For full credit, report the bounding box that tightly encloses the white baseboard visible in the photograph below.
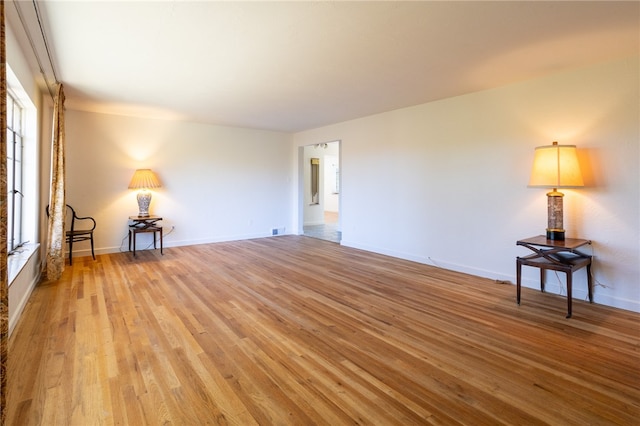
[340,239,640,314]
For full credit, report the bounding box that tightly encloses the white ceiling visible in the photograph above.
[10,1,640,133]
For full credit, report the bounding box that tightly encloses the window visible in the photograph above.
[7,92,24,253]
[6,64,38,284]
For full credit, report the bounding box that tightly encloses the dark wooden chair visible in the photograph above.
[47,204,96,265]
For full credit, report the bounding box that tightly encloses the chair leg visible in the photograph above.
[159,228,163,255]
[90,235,96,260]
[68,239,73,265]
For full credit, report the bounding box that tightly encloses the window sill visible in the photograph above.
[8,243,40,285]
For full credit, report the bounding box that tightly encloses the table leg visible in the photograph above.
[160,227,163,255]
[516,259,522,305]
[566,272,572,318]
[587,262,593,303]
[540,268,545,293]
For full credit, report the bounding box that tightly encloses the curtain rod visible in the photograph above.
[32,0,58,84]
[12,0,57,101]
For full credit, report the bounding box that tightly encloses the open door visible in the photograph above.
[301,141,341,243]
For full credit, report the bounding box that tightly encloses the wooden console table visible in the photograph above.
[516,235,592,318]
[129,216,163,257]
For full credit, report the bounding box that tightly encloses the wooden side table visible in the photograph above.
[129,216,163,257]
[516,236,592,318]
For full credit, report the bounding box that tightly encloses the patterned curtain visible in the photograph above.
[0,0,8,422]
[45,84,66,280]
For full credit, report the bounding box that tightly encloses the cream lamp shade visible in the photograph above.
[128,169,161,217]
[529,143,584,188]
[528,142,583,241]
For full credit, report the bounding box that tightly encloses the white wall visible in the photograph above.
[5,18,40,103]
[294,57,640,313]
[323,142,340,213]
[65,110,293,252]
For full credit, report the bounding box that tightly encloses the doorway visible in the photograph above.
[301,141,341,243]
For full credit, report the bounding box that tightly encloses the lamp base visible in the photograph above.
[137,191,152,217]
[546,189,565,241]
[546,229,565,241]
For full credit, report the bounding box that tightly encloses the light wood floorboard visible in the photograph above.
[7,236,640,425]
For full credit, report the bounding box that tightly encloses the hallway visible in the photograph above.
[303,211,341,243]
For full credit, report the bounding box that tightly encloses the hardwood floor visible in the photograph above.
[7,236,640,425]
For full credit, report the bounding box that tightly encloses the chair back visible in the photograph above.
[46,204,96,233]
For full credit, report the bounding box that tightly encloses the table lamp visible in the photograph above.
[528,141,583,240]
[128,169,161,217]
